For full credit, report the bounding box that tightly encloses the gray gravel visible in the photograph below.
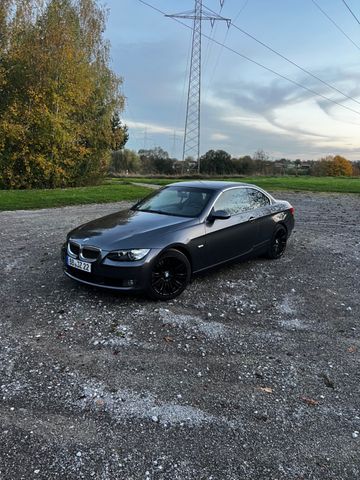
[0,192,359,480]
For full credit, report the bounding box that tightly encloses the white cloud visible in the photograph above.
[126,120,180,136]
[201,69,360,159]
[211,133,230,141]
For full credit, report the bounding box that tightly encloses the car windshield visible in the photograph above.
[133,186,214,218]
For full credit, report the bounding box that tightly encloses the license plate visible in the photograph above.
[67,256,91,273]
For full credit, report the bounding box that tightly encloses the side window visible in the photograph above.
[214,188,251,215]
[247,188,270,209]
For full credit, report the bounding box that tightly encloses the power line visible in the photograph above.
[204,10,230,102]
[207,27,230,87]
[203,21,218,75]
[137,0,360,118]
[341,0,360,26]
[233,0,250,23]
[204,2,360,107]
[206,0,249,92]
[175,29,192,134]
[166,1,231,169]
[311,0,360,51]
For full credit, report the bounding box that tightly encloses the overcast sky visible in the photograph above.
[103,0,360,160]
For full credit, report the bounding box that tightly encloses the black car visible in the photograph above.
[62,181,295,300]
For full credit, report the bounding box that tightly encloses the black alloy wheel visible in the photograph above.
[267,225,287,259]
[148,249,191,300]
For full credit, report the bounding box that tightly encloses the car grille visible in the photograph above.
[68,241,80,257]
[81,247,100,261]
[68,242,100,262]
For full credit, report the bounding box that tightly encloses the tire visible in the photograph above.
[266,225,287,259]
[147,249,191,300]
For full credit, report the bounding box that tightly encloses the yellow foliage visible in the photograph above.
[0,0,124,189]
[327,155,353,177]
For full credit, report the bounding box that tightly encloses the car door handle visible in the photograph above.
[248,216,256,222]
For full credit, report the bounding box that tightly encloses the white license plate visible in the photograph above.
[67,256,91,273]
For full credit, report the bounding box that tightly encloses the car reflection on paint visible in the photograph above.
[62,181,295,300]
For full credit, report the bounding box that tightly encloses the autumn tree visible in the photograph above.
[327,155,353,176]
[310,155,353,176]
[0,0,124,189]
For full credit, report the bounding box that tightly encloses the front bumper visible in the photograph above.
[61,243,162,291]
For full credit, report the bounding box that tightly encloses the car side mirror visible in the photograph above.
[208,209,231,221]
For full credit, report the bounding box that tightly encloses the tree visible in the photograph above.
[200,150,235,175]
[253,149,269,163]
[138,147,174,174]
[310,156,332,176]
[109,149,140,174]
[233,155,254,175]
[327,155,353,176]
[0,0,124,189]
[252,149,270,175]
[111,111,128,151]
[352,161,360,176]
[294,159,301,176]
[310,155,353,176]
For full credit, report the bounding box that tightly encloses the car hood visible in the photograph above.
[68,208,197,250]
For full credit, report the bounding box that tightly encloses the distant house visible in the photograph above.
[299,163,311,173]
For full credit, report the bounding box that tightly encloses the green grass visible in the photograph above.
[112,176,360,194]
[2,176,358,211]
[0,183,152,211]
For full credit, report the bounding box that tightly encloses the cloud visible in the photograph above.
[209,64,360,118]
[198,66,360,159]
[126,120,179,135]
[210,133,230,141]
[116,39,360,160]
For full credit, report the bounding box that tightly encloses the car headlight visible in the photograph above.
[107,249,150,261]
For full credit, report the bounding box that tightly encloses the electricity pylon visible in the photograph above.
[167,1,230,172]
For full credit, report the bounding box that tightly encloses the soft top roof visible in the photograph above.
[166,180,253,191]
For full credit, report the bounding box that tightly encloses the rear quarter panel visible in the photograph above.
[255,200,294,249]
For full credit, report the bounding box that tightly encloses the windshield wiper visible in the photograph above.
[139,209,173,216]
[138,208,194,218]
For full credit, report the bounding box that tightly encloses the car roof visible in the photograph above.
[166,180,254,191]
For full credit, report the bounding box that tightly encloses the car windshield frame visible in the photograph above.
[132,186,216,218]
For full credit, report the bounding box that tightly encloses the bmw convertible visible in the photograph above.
[62,181,295,300]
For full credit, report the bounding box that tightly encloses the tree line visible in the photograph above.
[0,1,357,190]
[0,0,126,189]
[110,147,359,177]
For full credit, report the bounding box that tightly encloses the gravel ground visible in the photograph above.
[0,192,359,480]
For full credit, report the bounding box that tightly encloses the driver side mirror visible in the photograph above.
[208,209,231,221]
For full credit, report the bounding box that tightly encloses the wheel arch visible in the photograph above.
[160,244,193,273]
[277,221,288,234]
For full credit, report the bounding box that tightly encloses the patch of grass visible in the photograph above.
[238,176,360,193]
[2,176,358,211]
[0,184,152,211]
[112,176,360,194]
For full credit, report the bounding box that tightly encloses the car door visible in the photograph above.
[246,187,273,249]
[204,187,259,265]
